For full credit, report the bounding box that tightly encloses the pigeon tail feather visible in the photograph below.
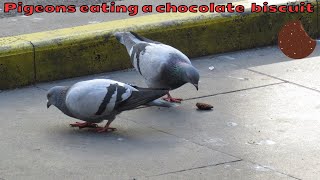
[129,31,161,44]
[114,32,143,52]
[146,99,178,108]
[116,88,168,111]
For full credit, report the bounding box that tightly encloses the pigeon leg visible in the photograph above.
[96,120,117,133]
[163,93,183,103]
[69,122,99,129]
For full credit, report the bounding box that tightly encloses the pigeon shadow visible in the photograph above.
[44,122,181,156]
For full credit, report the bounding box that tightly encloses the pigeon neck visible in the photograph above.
[176,62,190,76]
[56,88,74,118]
[164,62,189,89]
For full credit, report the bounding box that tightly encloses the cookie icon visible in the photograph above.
[278,20,316,59]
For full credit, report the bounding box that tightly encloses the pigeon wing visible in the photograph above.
[65,79,132,119]
[116,86,168,112]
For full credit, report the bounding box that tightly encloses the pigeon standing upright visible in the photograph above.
[114,32,200,103]
[46,79,169,132]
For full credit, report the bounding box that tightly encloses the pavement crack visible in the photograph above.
[245,160,302,180]
[247,69,320,94]
[29,41,37,85]
[120,117,302,180]
[147,159,243,178]
[184,82,286,101]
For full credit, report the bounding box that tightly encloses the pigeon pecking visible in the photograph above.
[114,31,200,103]
[46,79,170,132]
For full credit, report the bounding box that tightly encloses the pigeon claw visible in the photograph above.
[69,122,99,129]
[163,93,183,103]
[95,127,117,133]
[162,97,183,103]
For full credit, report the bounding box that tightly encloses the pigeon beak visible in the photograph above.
[193,84,199,91]
[47,101,51,109]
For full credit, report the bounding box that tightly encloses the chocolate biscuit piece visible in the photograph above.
[196,102,213,110]
[278,20,316,59]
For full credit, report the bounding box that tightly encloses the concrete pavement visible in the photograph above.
[1,45,320,179]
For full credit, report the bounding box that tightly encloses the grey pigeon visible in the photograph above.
[114,31,200,103]
[46,79,169,132]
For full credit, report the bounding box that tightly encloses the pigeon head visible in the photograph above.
[47,86,68,109]
[180,63,200,90]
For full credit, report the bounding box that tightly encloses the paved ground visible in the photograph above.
[0,0,299,37]
[1,45,320,179]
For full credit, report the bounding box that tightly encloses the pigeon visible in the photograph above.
[114,31,200,103]
[46,79,169,132]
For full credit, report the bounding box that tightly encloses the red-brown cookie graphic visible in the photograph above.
[278,20,316,59]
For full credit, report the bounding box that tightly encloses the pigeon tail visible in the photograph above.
[116,87,168,111]
[114,32,126,44]
[146,98,178,108]
[129,31,161,44]
[114,32,144,52]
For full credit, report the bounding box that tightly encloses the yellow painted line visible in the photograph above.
[0,37,34,89]
[0,37,33,55]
